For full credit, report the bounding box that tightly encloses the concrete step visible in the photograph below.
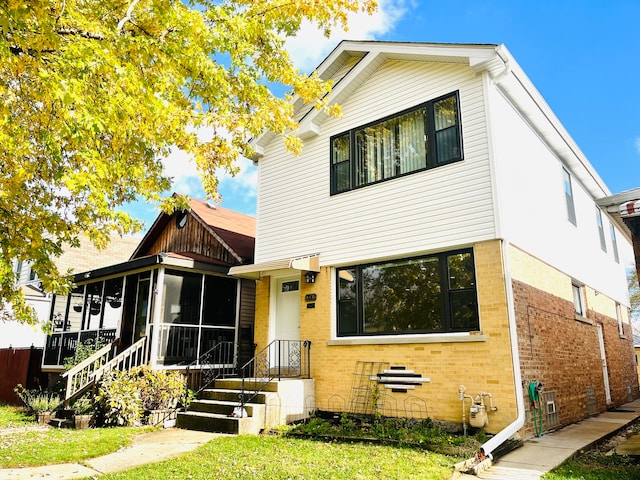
[213,378,279,392]
[188,399,259,417]
[200,388,268,404]
[176,410,263,435]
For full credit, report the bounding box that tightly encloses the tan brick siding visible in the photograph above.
[253,240,518,434]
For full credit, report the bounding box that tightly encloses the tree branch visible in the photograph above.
[117,0,142,33]
[57,27,105,41]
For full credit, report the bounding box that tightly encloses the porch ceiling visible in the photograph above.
[228,254,320,280]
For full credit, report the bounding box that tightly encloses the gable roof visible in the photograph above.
[131,195,255,264]
[251,40,610,203]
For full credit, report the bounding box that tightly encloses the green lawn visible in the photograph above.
[95,435,458,480]
[543,453,640,480]
[0,426,149,468]
[0,403,34,428]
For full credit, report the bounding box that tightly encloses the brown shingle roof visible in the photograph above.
[188,198,255,262]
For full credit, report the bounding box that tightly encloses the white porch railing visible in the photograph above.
[61,337,149,406]
[92,336,149,383]
[61,343,113,406]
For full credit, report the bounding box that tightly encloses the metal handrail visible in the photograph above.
[238,339,311,410]
[184,341,237,396]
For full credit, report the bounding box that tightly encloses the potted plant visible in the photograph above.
[14,385,62,425]
[72,397,94,429]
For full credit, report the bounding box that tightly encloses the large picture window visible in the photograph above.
[336,249,479,336]
[331,91,463,194]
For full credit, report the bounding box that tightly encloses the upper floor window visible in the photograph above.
[336,249,479,336]
[563,168,577,225]
[596,207,607,252]
[331,91,463,194]
[610,224,620,263]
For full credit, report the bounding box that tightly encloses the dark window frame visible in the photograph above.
[330,91,463,195]
[336,248,479,337]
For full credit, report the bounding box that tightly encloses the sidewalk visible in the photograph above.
[0,428,221,480]
[457,398,640,480]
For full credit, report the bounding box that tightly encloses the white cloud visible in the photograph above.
[285,0,408,72]
[217,157,258,197]
[636,137,640,154]
[160,1,407,205]
[161,145,202,197]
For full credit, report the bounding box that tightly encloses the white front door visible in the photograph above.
[270,277,301,373]
[274,277,301,341]
[596,323,612,405]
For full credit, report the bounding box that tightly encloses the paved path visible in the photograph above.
[0,428,220,480]
[455,399,640,479]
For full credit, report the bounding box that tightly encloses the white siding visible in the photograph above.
[256,60,495,266]
[489,87,632,303]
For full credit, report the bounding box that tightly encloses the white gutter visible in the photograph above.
[480,240,525,458]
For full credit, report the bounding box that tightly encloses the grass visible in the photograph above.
[0,403,34,428]
[0,426,150,468]
[543,453,640,480]
[96,435,458,480]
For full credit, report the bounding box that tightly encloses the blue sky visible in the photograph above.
[125,0,640,228]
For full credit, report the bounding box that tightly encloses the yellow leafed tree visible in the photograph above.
[0,0,376,324]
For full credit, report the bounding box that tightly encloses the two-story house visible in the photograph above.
[229,41,638,454]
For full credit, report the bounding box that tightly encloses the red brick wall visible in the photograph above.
[513,279,639,437]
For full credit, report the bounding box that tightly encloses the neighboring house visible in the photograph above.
[3,235,139,348]
[41,196,256,386]
[229,41,638,454]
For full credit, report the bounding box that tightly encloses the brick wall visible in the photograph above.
[511,246,639,437]
[253,240,519,434]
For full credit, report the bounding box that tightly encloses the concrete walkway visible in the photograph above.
[0,428,220,480]
[457,398,640,480]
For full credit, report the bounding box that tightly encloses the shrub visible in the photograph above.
[131,366,186,411]
[94,371,142,427]
[93,367,185,426]
[14,385,62,414]
[72,395,94,415]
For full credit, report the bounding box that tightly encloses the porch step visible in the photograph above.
[176,410,262,435]
[177,380,270,435]
[199,388,268,404]
[188,399,260,417]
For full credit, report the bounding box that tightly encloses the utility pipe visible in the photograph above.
[478,240,525,458]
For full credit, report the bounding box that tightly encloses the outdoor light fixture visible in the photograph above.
[304,271,317,284]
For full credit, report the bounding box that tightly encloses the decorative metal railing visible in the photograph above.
[239,339,311,409]
[184,341,237,396]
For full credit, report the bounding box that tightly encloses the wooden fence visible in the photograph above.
[0,347,47,404]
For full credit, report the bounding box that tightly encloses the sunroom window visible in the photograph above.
[331,91,463,194]
[336,249,479,336]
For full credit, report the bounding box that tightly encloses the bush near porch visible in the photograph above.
[94,366,186,427]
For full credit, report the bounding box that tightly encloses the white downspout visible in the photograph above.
[479,240,525,458]
[475,49,525,459]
